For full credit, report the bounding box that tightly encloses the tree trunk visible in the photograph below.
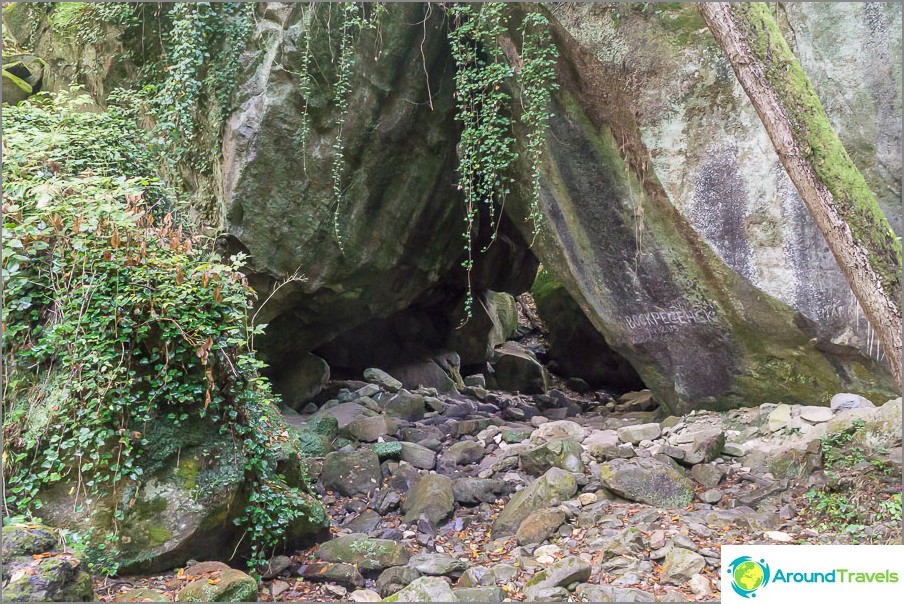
[699,2,903,389]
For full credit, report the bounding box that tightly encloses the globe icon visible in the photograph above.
[734,560,765,592]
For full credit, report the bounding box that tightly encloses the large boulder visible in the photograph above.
[403,474,455,525]
[34,416,328,574]
[493,467,577,536]
[222,3,465,366]
[598,457,694,508]
[322,450,383,496]
[500,3,898,413]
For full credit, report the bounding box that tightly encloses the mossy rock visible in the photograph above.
[1,524,59,563]
[316,534,410,571]
[176,562,258,602]
[3,554,94,602]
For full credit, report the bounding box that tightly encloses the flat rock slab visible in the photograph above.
[598,457,694,508]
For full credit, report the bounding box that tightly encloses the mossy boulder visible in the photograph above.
[499,4,898,413]
[33,413,328,574]
[598,457,694,508]
[113,587,169,602]
[493,468,577,536]
[1,524,59,562]
[3,554,94,602]
[316,534,410,571]
[176,561,258,602]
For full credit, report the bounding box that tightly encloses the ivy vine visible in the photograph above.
[446,3,558,318]
[1,91,316,576]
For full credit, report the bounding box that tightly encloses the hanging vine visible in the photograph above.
[446,3,559,318]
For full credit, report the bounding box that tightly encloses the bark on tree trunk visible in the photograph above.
[699,2,903,389]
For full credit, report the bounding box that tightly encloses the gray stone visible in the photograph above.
[575,583,655,602]
[345,414,398,442]
[364,368,403,392]
[399,442,437,470]
[616,423,662,444]
[699,489,723,504]
[722,443,745,457]
[384,390,426,422]
[692,429,725,463]
[384,576,458,602]
[799,405,833,423]
[520,438,585,475]
[767,404,793,432]
[493,468,578,536]
[453,478,506,505]
[493,342,549,394]
[322,450,382,496]
[830,393,876,412]
[598,458,694,508]
[317,534,410,571]
[407,553,471,576]
[455,564,519,588]
[273,353,330,410]
[524,586,569,601]
[531,420,587,444]
[444,441,485,466]
[315,403,371,430]
[660,547,706,585]
[516,509,567,545]
[524,555,591,590]
[403,474,455,525]
[453,586,505,602]
[297,562,365,588]
[377,566,422,597]
[690,463,725,489]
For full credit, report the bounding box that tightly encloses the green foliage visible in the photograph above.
[152,2,254,168]
[48,2,140,45]
[330,3,385,252]
[801,420,900,542]
[446,4,558,318]
[1,91,311,574]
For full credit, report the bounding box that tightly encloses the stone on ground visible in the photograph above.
[493,468,578,536]
[383,576,458,602]
[407,553,470,576]
[453,586,505,602]
[114,587,169,601]
[364,368,403,392]
[317,534,410,571]
[531,420,587,444]
[176,561,258,602]
[520,438,584,475]
[598,458,694,508]
[403,474,455,524]
[2,554,94,602]
[297,562,365,588]
[616,422,661,444]
[525,555,592,590]
[377,566,422,597]
[322,450,382,496]
[830,393,875,412]
[399,442,437,470]
[516,509,567,545]
[444,441,485,466]
[1,524,59,561]
[576,583,656,602]
[660,547,706,585]
[493,342,549,394]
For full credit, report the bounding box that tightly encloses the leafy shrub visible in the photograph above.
[1,90,310,573]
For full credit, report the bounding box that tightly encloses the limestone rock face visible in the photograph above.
[499,3,898,413]
[222,3,464,365]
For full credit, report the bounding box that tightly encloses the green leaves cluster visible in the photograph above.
[1,92,310,574]
[446,3,558,318]
[152,2,254,167]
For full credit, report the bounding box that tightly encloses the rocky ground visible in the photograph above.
[81,369,901,602]
[6,313,900,603]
